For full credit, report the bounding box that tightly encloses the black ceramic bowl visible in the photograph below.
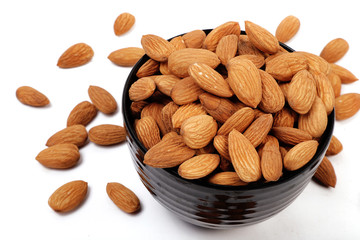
[122,30,334,229]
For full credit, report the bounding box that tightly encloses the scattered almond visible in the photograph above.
[88,85,118,114]
[108,47,145,67]
[326,135,343,156]
[335,93,360,120]
[89,124,126,146]
[313,157,336,188]
[320,38,349,63]
[113,12,135,36]
[106,182,140,213]
[330,63,358,84]
[16,86,50,107]
[57,43,94,68]
[46,124,88,147]
[67,101,97,127]
[36,143,80,169]
[275,15,300,43]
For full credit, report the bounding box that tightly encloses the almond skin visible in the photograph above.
[136,59,160,78]
[161,101,179,134]
[284,140,319,171]
[258,70,285,113]
[153,75,181,97]
[48,180,88,212]
[172,103,207,129]
[313,157,336,188]
[330,63,358,84]
[88,85,118,114]
[335,93,360,120]
[228,129,262,182]
[178,154,220,179]
[57,43,94,68]
[170,36,186,50]
[170,76,204,105]
[326,135,343,156]
[231,55,265,69]
[273,107,297,128]
[327,71,342,97]
[182,30,206,48]
[215,34,239,65]
[67,101,97,127]
[213,135,231,160]
[129,77,156,102]
[36,143,80,169]
[199,93,237,123]
[135,116,161,149]
[237,35,264,57]
[208,172,248,186]
[275,15,300,43]
[312,71,335,115]
[272,127,313,145]
[203,21,241,51]
[16,86,50,107]
[245,20,280,54]
[320,38,349,63]
[243,114,273,148]
[141,34,175,62]
[217,107,255,135]
[113,12,135,36]
[108,47,145,67]
[46,124,88,147]
[140,102,167,135]
[297,51,330,75]
[261,139,283,181]
[106,182,140,213]
[89,124,126,146]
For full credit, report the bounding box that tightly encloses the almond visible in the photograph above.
[48,180,88,212]
[161,101,179,134]
[284,140,319,171]
[228,129,262,182]
[326,135,343,156]
[108,47,145,67]
[159,61,171,75]
[170,76,204,105]
[182,30,206,48]
[178,154,220,179]
[89,124,126,146]
[327,71,342,97]
[195,143,215,156]
[135,116,161,149]
[273,107,297,128]
[57,43,94,68]
[140,102,167,135]
[36,143,80,169]
[168,48,220,78]
[170,36,186,50]
[335,93,360,120]
[265,52,308,81]
[136,59,160,78]
[141,34,175,62]
[297,51,330,75]
[213,135,230,160]
[153,75,181,96]
[243,114,273,148]
[143,132,196,168]
[88,85,118,114]
[215,34,238,65]
[208,172,248,186]
[130,100,148,118]
[313,157,336,188]
[237,35,264,57]
[199,93,237,123]
[320,38,349,63]
[106,182,140,213]
[217,107,255,135]
[261,139,283,181]
[203,21,241,51]
[330,63,358,84]
[180,115,218,149]
[275,15,300,43]
[113,12,135,36]
[67,101,97,127]
[227,59,262,108]
[244,20,280,54]
[231,54,265,68]
[271,127,313,145]
[287,70,316,114]
[172,103,207,129]
[258,70,285,113]
[311,71,335,114]
[129,77,156,101]
[16,86,50,107]
[188,62,233,97]
[46,125,88,147]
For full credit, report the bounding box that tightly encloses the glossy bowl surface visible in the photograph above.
[122,30,334,229]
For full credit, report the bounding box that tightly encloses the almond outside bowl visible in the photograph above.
[122,30,334,229]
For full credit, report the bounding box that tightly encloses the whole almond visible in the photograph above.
[335,93,360,120]
[143,132,196,168]
[313,157,336,188]
[287,70,316,114]
[140,102,167,135]
[326,135,343,156]
[244,20,280,54]
[261,139,283,181]
[46,124,88,147]
[237,35,264,57]
[57,43,94,68]
[106,182,140,213]
[188,62,233,97]
[67,101,97,127]
[170,76,204,105]
[36,143,80,169]
[129,77,156,101]
[312,71,335,115]
[172,103,207,129]
[48,180,88,212]
[153,75,181,96]
[275,15,300,43]
[297,51,330,75]
[228,129,262,182]
[180,115,218,149]
[203,21,241,51]
[208,172,248,186]
[213,135,231,160]
[135,116,161,149]
[89,124,126,146]
[199,93,237,123]
[327,71,342,97]
[130,101,148,118]
[271,127,313,145]
[258,70,285,113]
[330,63,358,84]
[217,107,255,135]
[320,38,349,63]
[136,59,159,78]
[227,59,262,108]
[113,12,135,36]
[284,140,319,171]
[178,154,220,179]
[168,48,220,78]
[182,30,206,48]
[231,54,265,68]
[88,85,118,114]
[170,36,186,50]
[16,86,50,107]
[141,34,175,62]
[243,114,273,148]
[273,107,297,128]
[161,101,179,134]
[159,61,171,75]
[108,47,145,67]
[215,34,238,65]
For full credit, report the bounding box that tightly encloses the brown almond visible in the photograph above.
[106,182,140,213]
[140,102,167,135]
[213,135,231,160]
[199,93,237,123]
[153,74,181,96]
[113,12,135,36]
[215,34,239,65]
[178,154,220,179]
[161,101,179,134]
[170,76,204,105]
[311,71,335,114]
[88,85,118,114]
[231,54,265,68]
[170,36,186,50]
[275,15,300,43]
[57,43,94,68]
[273,107,297,128]
[258,70,285,113]
[330,63,358,84]
[243,114,273,148]
[272,127,313,145]
[326,135,343,156]
[203,21,241,51]
[108,47,144,67]
[46,125,88,147]
[36,143,80,169]
[320,38,349,63]
[297,51,330,75]
[218,107,255,135]
[327,71,342,97]
[335,93,360,120]
[261,139,283,181]
[141,34,175,62]
[16,86,50,107]
[89,124,126,146]
[313,157,336,188]
[172,103,207,129]
[130,100,148,118]
[195,143,216,156]
[237,35,264,57]
[129,77,156,101]
[159,61,171,75]
[136,59,160,78]
[135,116,161,149]
[182,30,206,48]
[284,140,319,171]
[48,180,88,212]
[67,101,97,127]
[208,172,248,186]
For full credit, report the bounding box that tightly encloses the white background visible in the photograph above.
[0,0,359,239]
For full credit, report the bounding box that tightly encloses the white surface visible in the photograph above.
[0,0,359,239]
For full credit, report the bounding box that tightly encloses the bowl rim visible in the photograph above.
[122,29,335,191]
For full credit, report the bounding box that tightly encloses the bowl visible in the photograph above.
[122,30,335,229]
